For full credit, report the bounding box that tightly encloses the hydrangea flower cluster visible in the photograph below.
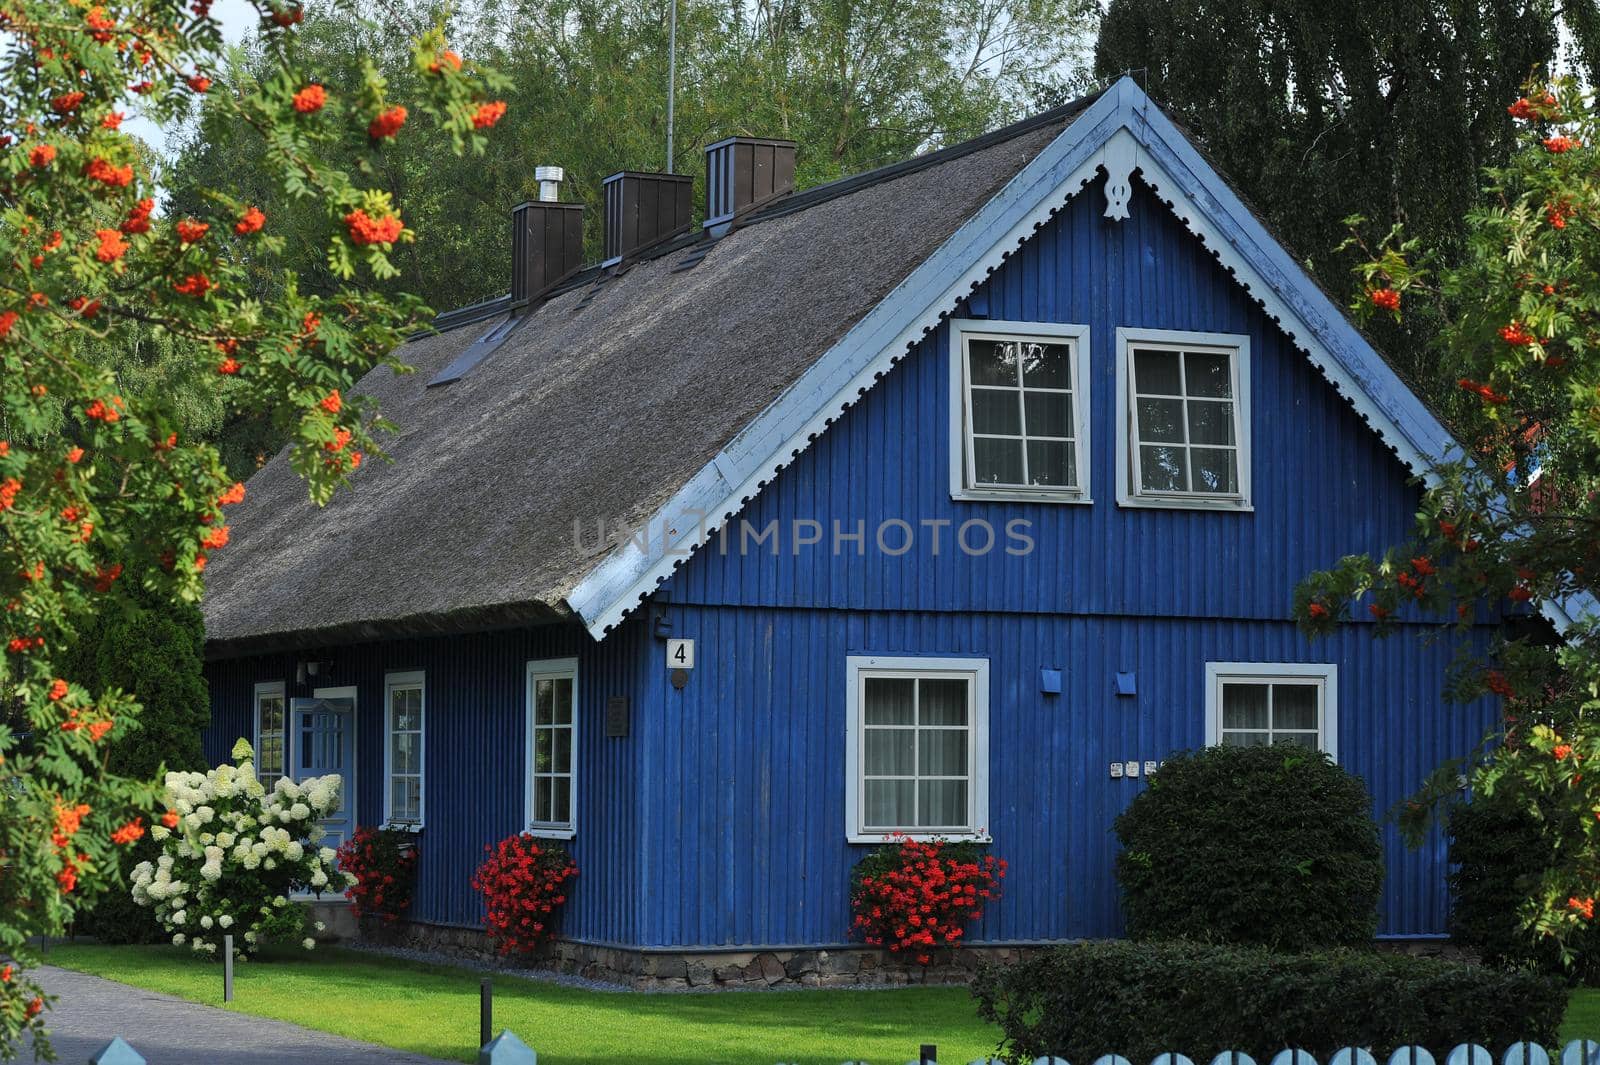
[131,739,353,958]
[849,834,1006,965]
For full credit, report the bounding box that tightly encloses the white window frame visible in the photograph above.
[524,657,579,839]
[948,319,1093,503]
[252,680,287,791]
[1116,327,1252,511]
[383,670,425,830]
[845,655,990,844]
[1205,662,1338,760]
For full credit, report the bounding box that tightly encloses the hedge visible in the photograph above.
[1114,744,1383,950]
[970,940,1566,1064]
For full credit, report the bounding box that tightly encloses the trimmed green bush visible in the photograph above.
[1449,795,1600,983]
[60,590,209,945]
[970,940,1566,1064]
[1114,744,1383,950]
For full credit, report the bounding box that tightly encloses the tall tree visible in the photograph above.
[166,0,1097,316]
[1093,0,1578,395]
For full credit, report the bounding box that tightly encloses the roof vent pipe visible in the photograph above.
[602,171,693,265]
[703,136,797,236]
[535,165,565,203]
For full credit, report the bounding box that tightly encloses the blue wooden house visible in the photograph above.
[200,78,1526,986]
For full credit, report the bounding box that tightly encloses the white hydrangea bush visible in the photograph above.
[131,738,354,958]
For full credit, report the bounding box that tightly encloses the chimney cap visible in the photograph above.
[704,135,799,152]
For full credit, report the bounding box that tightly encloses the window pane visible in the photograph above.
[865,779,914,828]
[864,728,914,775]
[1222,684,1270,730]
[552,678,573,724]
[392,731,420,774]
[534,776,552,822]
[1272,732,1318,748]
[1274,684,1319,731]
[971,389,1021,435]
[534,680,554,725]
[1134,349,1183,394]
[968,340,1018,386]
[261,697,283,733]
[1020,342,1070,389]
[534,728,552,774]
[918,780,968,827]
[552,727,572,773]
[1139,446,1188,491]
[1024,392,1072,439]
[1223,731,1269,747]
[1027,441,1074,487]
[391,688,420,732]
[1136,397,1186,443]
[919,680,968,725]
[390,777,420,821]
[864,678,915,725]
[1185,351,1233,398]
[919,729,968,776]
[973,438,1024,485]
[553,777,571,824]
[1187,401,1235,445]
[1189,448,1238,494]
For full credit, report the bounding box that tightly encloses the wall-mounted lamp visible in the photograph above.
[296,659,328,686]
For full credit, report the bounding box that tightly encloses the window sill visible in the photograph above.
[525,826,576,840]
[382,822,424,833]
[848,831,993,845]
[951,488,1093,505]
[1117,494,1253,513]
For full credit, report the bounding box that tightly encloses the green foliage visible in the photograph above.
[1449,795,1600,983]
[1113,744,1383,950]
[166,0,1098,313]
[972,940,1567,1064]
[1092,0,1581,395]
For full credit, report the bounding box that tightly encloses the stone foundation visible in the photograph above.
[356,919,1049,990]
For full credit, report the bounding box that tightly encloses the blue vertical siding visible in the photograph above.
[203,616,652,945]
[639,605,1495,947]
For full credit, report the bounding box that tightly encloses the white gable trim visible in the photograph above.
[566,77,1548,637]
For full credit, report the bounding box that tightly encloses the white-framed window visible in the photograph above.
[525,658,578,838]
[253,681,287,791]
[1116,327,1252,510]
[1205,662,1337,759]
[948,319,1092,502]
[384,671,425,828]
[845,655,990,843]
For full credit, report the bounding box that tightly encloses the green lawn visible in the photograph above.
[1565,988,1600,1046]
[44,944,1000,1065]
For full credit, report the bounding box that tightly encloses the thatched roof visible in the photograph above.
[201,99,1092,656]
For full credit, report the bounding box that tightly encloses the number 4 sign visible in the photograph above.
[666,639,695,670]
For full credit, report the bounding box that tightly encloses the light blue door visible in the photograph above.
[290,697,354,851]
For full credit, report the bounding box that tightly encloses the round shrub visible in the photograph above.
[1114,744,1383,950]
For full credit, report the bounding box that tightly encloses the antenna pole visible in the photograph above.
[665,0,678,172]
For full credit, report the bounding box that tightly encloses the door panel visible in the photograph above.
[290,697,353,852]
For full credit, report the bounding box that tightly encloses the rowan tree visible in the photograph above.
[1297,77,1600,961]
[0,0,506,1055]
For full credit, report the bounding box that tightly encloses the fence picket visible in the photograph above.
[1270,1049,1318,1065]
[1208,1050,1259,1065]
[1389,1046,1437,1065]
[1447,1044,1493,1065]
[1090,1053,1135,1065]
[1031,1058,1071,1065]
[1332,1047,1379,1065]
[1505,1043,1553,1065]
[1152,1051,1196,1065]
[1563,1041,1600,1065]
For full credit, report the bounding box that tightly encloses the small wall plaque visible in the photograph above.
[605,695,630,738]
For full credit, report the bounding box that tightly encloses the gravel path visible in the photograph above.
[32,964,459,1065]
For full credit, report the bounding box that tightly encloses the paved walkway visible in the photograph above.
[33,965,459,1065]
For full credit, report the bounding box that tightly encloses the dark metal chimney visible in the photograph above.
[511,166,583,308]
[601,171,693,264]
[703,136,797,235]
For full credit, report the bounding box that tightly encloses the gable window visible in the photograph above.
[253,681,287,791]
[949,320,1091,502]
[1116,328,1251,510]
[845,656,990,843]
[526,658,578,837]
[1205,662,1337,759]
[384,671,425,827]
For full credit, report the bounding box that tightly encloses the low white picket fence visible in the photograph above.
[83,1035,1600,1065]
